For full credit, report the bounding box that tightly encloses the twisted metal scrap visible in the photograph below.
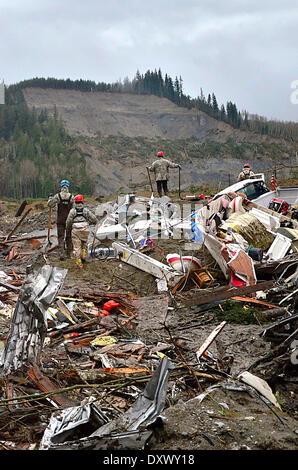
[0,264,67,376]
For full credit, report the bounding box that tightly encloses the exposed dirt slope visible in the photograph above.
[23,88,235,140]
[22,88,297,197]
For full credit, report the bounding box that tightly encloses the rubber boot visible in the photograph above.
[75,258,83,269]
[65,238,72,258]
[59,248,66,261]
[81,249,87,263]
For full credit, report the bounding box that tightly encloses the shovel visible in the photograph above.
[146,167,154,195]
[43,207,52,252]
[178,165,183,200]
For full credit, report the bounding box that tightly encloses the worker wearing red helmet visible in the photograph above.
[147,151,181,197]
[237,163,254,182]
[66,194,98,269]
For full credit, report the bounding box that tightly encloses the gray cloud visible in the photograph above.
[1,0,297,121]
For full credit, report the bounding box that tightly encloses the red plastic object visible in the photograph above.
[103,300,120,311]
[64,332,79,339]
[100,309,109,318]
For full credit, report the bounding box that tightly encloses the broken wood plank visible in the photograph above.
[185,280,274,307]
[4,247,18,262]
[4,208,32,242]
[56,299,79,325]
[1,232,57,244]
[48,317,99,338]
[0,280,21,292]
[27,363,75,408]
[15,200,27,218]
[195,321,227,360]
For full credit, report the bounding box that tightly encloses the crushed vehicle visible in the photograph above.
[213,174,298,220]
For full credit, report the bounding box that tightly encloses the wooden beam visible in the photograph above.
[184,280,274,307]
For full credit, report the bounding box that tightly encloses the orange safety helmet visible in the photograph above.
[74,194,83,202]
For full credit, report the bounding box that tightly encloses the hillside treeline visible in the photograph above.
[0,103,90,199]
[6,70,298,142]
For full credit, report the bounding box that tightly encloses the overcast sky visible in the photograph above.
[1,0,297,121]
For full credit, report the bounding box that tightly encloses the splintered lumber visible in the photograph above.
[185,280,274,307]
[48,318,100,338]
[27,363,76,408]
[46,243,59,253]
[56,299,80,324]
[4,208,32,242]
[195,321,227,361]
[0,281,21,292]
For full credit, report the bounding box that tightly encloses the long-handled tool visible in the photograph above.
[178,166,206,202]
[178,165,183,200]
[43,207,52,252]
[146,167,154,195]
[90,220,100,254]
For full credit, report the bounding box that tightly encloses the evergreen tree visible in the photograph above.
[212,93,219,114]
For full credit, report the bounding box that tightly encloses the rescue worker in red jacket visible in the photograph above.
[47,180,74,260]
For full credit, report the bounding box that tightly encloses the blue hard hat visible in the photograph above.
[60,180,70,187]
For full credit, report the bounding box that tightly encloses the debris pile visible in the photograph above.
[0,189,297,451]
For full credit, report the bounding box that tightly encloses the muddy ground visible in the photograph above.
[0,198,297,451]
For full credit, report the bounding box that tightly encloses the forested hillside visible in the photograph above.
[0,103,90,199]
[7,70,298,142]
